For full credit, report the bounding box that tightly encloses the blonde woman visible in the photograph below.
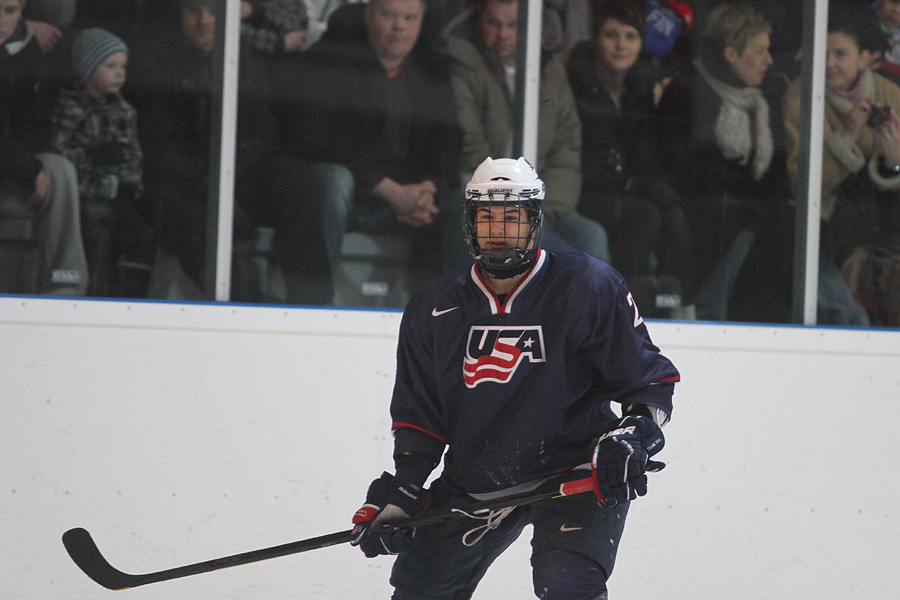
[657,3,792,322]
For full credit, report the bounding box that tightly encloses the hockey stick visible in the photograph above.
[63,475,595,590]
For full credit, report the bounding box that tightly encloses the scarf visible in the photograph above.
[695,59,773,181]
[826,68,876,117]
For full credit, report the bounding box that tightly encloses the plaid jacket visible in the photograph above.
[241,0,309,55]
[50,88,143,199]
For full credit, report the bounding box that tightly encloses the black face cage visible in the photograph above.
[463,191,543,279]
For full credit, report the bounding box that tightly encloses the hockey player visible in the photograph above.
[350,157,680,599]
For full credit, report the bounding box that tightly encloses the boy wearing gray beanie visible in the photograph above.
[48,27,155,298]
[71,27,128,88]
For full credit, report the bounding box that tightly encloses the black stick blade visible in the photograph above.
[63,526,354,590]
[62,528,142,590]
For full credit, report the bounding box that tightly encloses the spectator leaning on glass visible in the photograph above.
[656,2,792,323]
[0,0,88,295]
[784,5,900,327]
[439,0,610,272]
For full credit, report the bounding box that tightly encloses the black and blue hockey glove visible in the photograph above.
[591,415,665,508]
[350,472,431,558]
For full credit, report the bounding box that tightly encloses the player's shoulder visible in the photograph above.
[403,265,473,317]
[543,251,623,291]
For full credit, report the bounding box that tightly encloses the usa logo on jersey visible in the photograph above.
[464,326,546,388]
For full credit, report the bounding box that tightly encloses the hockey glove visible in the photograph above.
[350,472,431,558]
[591,415,665,509]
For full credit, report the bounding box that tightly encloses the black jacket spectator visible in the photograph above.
[126,10,330,303]
[653,3,794,322]
[274,2,461,206]
[1,20,53,189]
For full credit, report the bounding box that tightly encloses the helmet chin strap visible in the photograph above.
[474,227,539,279]
[477,251,536,279]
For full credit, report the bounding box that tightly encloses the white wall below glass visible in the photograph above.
[2,298,898,599]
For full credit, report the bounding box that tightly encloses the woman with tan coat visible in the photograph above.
[783,9,900,325]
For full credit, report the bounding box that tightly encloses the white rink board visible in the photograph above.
[1,297,898,599]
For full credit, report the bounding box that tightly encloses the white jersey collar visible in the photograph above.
[471,249,546,314]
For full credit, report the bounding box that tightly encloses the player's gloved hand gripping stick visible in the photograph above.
[62,473,595,591]
[591,414,666,508]
[350,472,432,557]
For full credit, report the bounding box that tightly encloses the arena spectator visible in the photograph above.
[1,0,88,296]
[567,0,696,318]
[440,0,610,271]
[127,0,331,304]
[656,2,792,322]
[274,0,462,299]
[50,27,155,298]
[784,6,900,326]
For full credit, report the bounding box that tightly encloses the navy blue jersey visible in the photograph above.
[391,250,680,495]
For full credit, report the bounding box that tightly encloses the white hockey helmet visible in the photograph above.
[464,157,544,279]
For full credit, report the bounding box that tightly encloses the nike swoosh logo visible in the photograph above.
[559,525,583,532]
[432,307,459,317]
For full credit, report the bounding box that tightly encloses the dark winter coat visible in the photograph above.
[274,2,461,204]
[123,27,280,282]
[441,7,581,223]
[566,40,660,197]
[656,61,790,213]
[656,59,794,320]
[126,33,275,195]
[0,22,53,190]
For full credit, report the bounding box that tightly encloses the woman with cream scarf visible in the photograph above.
[784,9,900,326]
[657,3,791,322]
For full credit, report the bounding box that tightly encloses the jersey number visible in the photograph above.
[626,292,644,328]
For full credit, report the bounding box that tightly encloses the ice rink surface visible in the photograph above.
[2,297,898,599]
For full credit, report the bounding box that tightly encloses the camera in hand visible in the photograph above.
[867,104,892,128]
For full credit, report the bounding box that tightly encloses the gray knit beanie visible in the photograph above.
[71,28,128,86]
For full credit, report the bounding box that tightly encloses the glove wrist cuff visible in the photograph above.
[623,404,669,427]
